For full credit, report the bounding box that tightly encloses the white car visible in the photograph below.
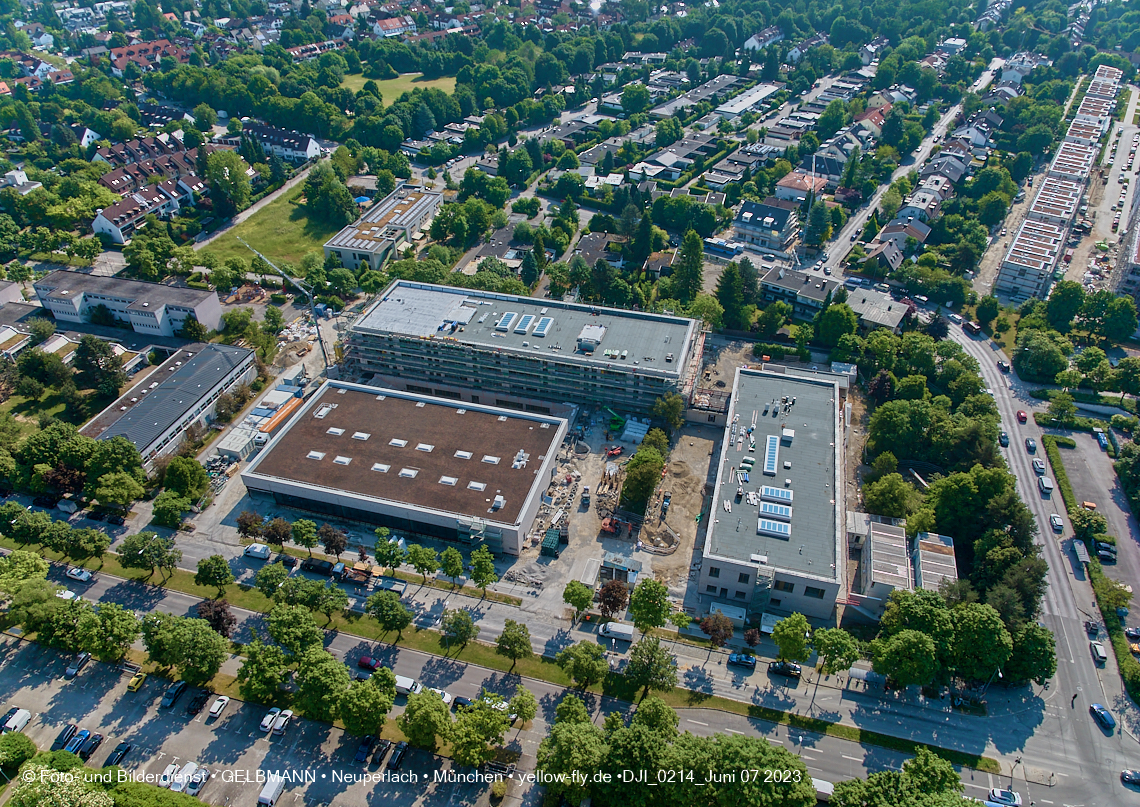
[429,687,454,706]
[480,695,517,722]
[208,696,229,718]
[244,543,271,560]
[186,769,209,798]
[65,567,92,583]
[259,707,281,732]
[988,789,1022,806]
[158,763,179,788]
[271,709,293,735]
[1032,458,1046,475]
[1049,514,1064,533]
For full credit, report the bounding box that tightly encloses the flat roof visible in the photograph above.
[1003,218,1065,274]
[915,532,958,592]
[90,343,254,451]
[716,83,780,115]
[1028,176,1082,223]
[244,382,564,524]
[704,368,840,578]
[1049,141,1097,180]
[846,288,908,329]
[650,74,744,117]
[869,521,910,590]
[352,280,696,378]
[34,270,216,309]
[1065,119,1102,143]
[324,186,442,253]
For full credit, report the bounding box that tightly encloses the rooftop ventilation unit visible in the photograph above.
[533,316,554,338]
[763,434,780,475]
[758,518,791,539]
[492,494,506,511]
[760,501,792,521]
[496,312,518,332]
[333,456,351,466]
[760,485,793,503]
[514,314,535,334]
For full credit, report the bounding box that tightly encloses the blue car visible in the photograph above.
[727,653,757,670]
[64,729,90,755]
[1091,703,1117,731]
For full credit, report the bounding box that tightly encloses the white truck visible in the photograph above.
[257,774,286,807]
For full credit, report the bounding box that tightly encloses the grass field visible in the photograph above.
[340,72,456,100]
[201,185,341,268]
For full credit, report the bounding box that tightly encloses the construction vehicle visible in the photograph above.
[606,445,624,457]
[581,486,590,506]
[661,492,671,517]
[601,517,621,534]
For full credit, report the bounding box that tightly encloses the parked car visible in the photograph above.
[387,741,409,770]
[244,543,271,559]
[127,673,147,692]
[273,554,298,569]
[1090,703,1117,731]
[480,695,517,722]
[371,738,393,765]
[259,708,281,732]
[354,736,378,763]
[106,742,132,766]
[186,768,210,797]
[1016,410,1028,423]
[64,729,89,755]
[1049,514,1064,532]
[107,515,126,526]
[65,651,91,679]
[159,763,179,788]
[1025,438,1037,454]
[1124,626,1140,640]
[428,687,454,705]
[727,653,757,670]
[208,696,230,718]
[161,681,187,708]
[453,696,474,711]
[357,656,381,671]
[65,567,93,583]
[768,661,802,678]
[51,724,77,751]
[78,732,103,760]
[301,558,334,575]
[271,709,294,735]
[997,360,1011,373]
[1032,458,1046,474]
[185,691,210,716]
[1095,540,1117,555]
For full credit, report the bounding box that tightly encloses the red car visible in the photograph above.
[357,656,381,671]
[1016,410,1028,423]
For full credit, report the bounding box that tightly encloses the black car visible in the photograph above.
[1098,550,1117,563]
[371,739,392,765]
[186,691,210,715]
[0,707,18,727]
[769,661,802,678]
[161,681,187,708]
[106,742,132,766]
[107,514,126,526]
[51,724,77,751]
[1025,438,1037,454]
[274,554,298,569]
[32,496,58,508]
[999,431,1009,447]
[301,558,334,575]
[65,651,91,679]
[85,511,105,522]
[354,736,378,763]
[78,733,104,760]
[387,741,409,770]
[453,696,474,711]
[1096,541,1118,555]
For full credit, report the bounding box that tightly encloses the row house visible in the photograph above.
[743,25,784,51]
[285,40,347,60]
[98,148,209,196]
[93,132,188,168]
[105,39,190,76]
[860,36,889,66]
[91,180,193,243]
[787,33,828,65]
[218,123,320,163]
[373,15,417,37]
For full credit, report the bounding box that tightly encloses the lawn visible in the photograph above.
[340,72,456,100]
[201,185,342,268]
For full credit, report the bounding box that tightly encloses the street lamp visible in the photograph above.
[979,666,1003,697]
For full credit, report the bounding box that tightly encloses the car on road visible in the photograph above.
[727,653,757,670]
[1122,770,1140,785]
[357,656,381,671]
[768,661,802,678]
[185,691,210,715]
[65,651,90,679]
[1125,626,1140,640]
[127,673,146,692]
[428,687,454,705]
[988,789,1022,806]
[51,724,77,751]
[106,742,131,766]
[387,741,409,770]
[1016,410,1028,423]
[354,736,378,763]
[271,709,293,735]
[1032,458,1046,474]
[371,738,393,765]
[78,732,103,760]
[453,696,474,711]
[186,768,210,797]
[161,681,187,708]
[1049,514,1063,532]
[65,567,93,583]
[208,696,229,718]
[259,707,281,732]
[999,431,1009,447]
[1025,438,1036,453]
[1090,703,1117,731]
[997,360,1011,373]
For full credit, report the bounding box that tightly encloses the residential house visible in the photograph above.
[106,39,189,76]
[575,232,626,269]
[0,169,41,195]
[285,40,347,60]
[220,123,320,163]
[733,200,799,254]
[917,174,955,202]
[798,154,845,190]
[743,25,784,51]
[845,287,908,332]
[861,36,889,65]
[854,103,891,137]
[644,250,676,278]
[93,132,187,168]
[373,16,416,36]
[921,153,969,186]
[896,188,943,223]
[1001,51,1051,85]
[878,219,931,251]
[759,266,839,319]
[787,33,828,64]
[91,181,188,243]
[775,171,827,203]
[859,242,904,276]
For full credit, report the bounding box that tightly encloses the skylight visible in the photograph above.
[327,427,344,436]
[416,443,434,453]
[307,451,325,460]
[439,476,458,486]
[333,456,351,466]
[352,432,371,441]
[371,463,390,473]
[468,481,486,491]
[389,438,407,447]
[482,455,501,464]
[398,468,419,478]
[455,450,473,459]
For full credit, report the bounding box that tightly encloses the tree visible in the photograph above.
[1102,296,1139,343]
[757,301,792,337]
[1046,280,1085,332]
[441,608,479,647]
[598,579,629,618]
[439,546,464,586]
[236,510,264,538]
[151,490,190,529]
[93,471,145,507]
[142,614,229,685]
[365,590,413,639]
[195,554,234,596]
[563,580,595,621]
[1003,623,1057,685]
[556,640,608,688]
[405,543,439,584]
[256,561,289,600]
[536,721,607,806]
[9,762,113,807]
[817,303,858,347]
[926,313,949,341]
[872,629,939,687]
[951,602,1013,681]
[237,638,290,703]
[772,613,811,662]
[804,200,833,245]
[451,697,511,767]
[470,545,498,595]
[621,83,650,115]
[1047,391,1077,424]
[400,688,453,749]
[78,601,139,661]
[863,473,917,518]
[340,670,397,738]
[267,603,324,655]
[312,581,349,622]
[295,646,351,722]
[621,447,665,513]
[625,636,677,699]
[0,732,36,769]
[193,102,218,130]
[1069,507,1107,540]
[375,529,406,573]
[673,230,704,303]
[206,149,252,217]
[496,619,533,671]
[814,627,860,675]
[628,578,671,632]
[73,335,126,396]
[264,517,291,547]
[715,263,747,331]
[650,391,685,433]
[319,523,348,558]
[975,296,1000,327]
[118,532,181,577]
[196,599,237,638]
[509,686,538,725]
[700,612,734,648]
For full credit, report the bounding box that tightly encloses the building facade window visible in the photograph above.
[738,573,750,584]
[773,580,794,592]
[708,566,720,578]
[804,586,826,599]
[705,585,717,593]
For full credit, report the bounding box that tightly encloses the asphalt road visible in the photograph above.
[949,326,1140,806]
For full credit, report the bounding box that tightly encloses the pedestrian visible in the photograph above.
[1072,693,1078,707]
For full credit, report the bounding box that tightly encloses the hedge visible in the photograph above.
[1042,435,1077,512]
[1029,387,1137,416]
[1089,560,1140,706]
[750,342,811,362]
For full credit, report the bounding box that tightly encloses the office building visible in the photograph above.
[324,186,443,272]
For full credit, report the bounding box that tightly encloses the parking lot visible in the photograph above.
[0,639,488,807]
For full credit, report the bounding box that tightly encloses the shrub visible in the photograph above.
[491,780,508,800]
[1042,436,1077,512]
[270,293,287,304]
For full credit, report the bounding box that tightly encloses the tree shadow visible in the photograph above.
[417,655,468,689]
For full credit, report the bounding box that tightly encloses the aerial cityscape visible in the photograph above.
[0,0,1134,805]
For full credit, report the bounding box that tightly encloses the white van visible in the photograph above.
[169,762,198,794]
[394,675,423,696]
[2,709,30,733]
[258,774,286,807]
[600,622,635,641]
[244,543,271,559]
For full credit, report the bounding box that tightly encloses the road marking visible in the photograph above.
[686,719,708,726]
[841,755,861,761]
[725,729,743,735]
